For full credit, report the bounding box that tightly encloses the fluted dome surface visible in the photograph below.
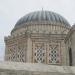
[15,11,70,27]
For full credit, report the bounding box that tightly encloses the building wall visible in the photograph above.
[65,26,75,66]
[4,34,27,62]
[4,22,70,65]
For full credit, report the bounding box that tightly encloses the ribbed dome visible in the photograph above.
[15,11,70,27]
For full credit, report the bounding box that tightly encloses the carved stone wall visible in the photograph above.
[4,22,70,65]
[65,25,75,66]
[4,34,27,62]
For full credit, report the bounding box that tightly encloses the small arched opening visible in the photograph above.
[69,48,72,66]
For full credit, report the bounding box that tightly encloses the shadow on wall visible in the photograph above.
[69,48,72,66]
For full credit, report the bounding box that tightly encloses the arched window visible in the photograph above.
[48,44,60,64]
[35,47,44,63]
[69,48,72,66]
[33,43,45,63]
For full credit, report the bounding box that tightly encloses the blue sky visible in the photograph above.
[0,0,75,61]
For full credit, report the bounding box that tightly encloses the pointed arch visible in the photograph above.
[69,48,72,66]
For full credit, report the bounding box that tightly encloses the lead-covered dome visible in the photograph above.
[15,11,70,28]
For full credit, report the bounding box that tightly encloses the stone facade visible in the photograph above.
[4,22,70,65]
[65,25,75,66]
